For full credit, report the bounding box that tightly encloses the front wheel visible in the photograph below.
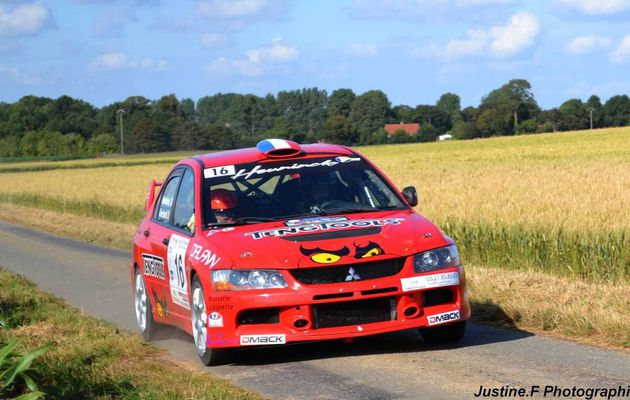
[134,269,156,341]
[421,321,466,344]
[191,276,226,366]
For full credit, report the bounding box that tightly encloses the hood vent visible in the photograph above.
[280,227,381,242]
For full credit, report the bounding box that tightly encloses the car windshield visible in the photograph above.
[202,155,406,227]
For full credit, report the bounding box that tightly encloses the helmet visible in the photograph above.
[210,189,237,211]
[300,171,337,186]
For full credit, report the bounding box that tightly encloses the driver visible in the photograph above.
[210,189,238,223]
[298,171,340,213]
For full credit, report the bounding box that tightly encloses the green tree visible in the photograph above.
[603,95,630,127]
[319,115,357,145]
[327,89,356,117]
[479,79,540,135]
[558,99,588,130]
[349,90,391,138]
[87,134,118,155]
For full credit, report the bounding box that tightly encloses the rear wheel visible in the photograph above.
[421,321,466,344]
[134,269,156,341]
[191,276,226,366]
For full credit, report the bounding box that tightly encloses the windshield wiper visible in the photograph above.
[318,205,401,216]
[207,216,277,228]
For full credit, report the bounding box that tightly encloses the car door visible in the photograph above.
[151,167,197,322]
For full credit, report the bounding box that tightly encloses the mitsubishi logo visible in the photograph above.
[345,267,361,281]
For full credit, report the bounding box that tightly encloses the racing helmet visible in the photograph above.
[210,189,238,222]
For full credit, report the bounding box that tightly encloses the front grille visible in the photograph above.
[238,308,279,325]
[290,258,406,284]
[423,289,453,307]
[313,296,396,329]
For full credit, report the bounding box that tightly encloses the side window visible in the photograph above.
[173,169,196,233]
[155,176,181,223]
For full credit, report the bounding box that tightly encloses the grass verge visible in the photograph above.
[0,267,264,400]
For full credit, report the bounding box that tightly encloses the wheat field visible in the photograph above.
[1,127,629,281]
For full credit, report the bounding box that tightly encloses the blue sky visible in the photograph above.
[1,0,630,108]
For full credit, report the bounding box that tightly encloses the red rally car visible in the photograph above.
[131,138,471,365]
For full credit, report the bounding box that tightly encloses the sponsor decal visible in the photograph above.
[206,227,235,237]
[427,310,461,326]
[246,218,404,240]
[208,295,234,311]
[152,290,169,318]
[167,234,191,310]
[208,312,224,328]
[142,254,165,280]
[207,332,239,346]
[222,157,361,181]
[190,244,221,268]
[204,165,236,179]
[240,334,286,346]
[285,216,348,227]
[401,271,460,292]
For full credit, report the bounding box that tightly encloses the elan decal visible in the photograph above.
[190,244,221,268]
[427,310,461,326]
[401,271,460,292]
[240,334,286,346]
[246,218,404,240]
[142,254,165,280]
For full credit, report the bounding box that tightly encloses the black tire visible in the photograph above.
[191,276,227,366]
[421,321,466,344]
[134,268,156,341]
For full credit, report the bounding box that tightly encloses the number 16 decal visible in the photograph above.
[167,234,191,310]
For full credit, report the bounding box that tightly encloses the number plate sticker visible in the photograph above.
[204,165,236,179]
[167,234,191,310]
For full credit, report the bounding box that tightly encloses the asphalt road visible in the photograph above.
[0,220,628,400]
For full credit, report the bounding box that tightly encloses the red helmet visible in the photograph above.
[210,189,237,211]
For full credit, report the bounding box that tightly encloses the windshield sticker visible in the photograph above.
[285,216,348,227]
[204,165,236,179]
[210,156,361,181]
[245,218,404,240]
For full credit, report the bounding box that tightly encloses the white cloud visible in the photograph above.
[611,35,630,63]
[444,29,489,58]
[565,35,611,54]
[0,63,41,85]
[556,0,630,15]
[489,12,540,56]
[435,12,539,59]
[349,0,513,18]
[348,43,379,58]
[93,10,136,38]
[90,52,168,71]
[206,39,298,78]
[200,33,232,48]
[0,2,50,37]
[196,0,280,19]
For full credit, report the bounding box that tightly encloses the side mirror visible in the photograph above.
[145,179,163,212]
[402,186,418,207]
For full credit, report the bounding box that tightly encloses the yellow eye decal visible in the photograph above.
[311,253,342,264]
[362,248,382,258]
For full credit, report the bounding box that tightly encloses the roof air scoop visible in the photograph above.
[256,139,302,158]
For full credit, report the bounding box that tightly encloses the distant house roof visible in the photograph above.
[384,123,420,135]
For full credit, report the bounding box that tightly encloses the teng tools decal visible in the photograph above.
[245,218,405,240]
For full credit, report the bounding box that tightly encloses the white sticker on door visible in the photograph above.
[167,234,191,310]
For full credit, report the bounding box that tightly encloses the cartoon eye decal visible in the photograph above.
[300,245,350,264]
[354,241,384,259]
[311,253,342,264]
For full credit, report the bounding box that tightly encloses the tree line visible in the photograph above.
[1,79,629,158]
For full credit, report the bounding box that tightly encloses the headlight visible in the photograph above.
[212,269,288,291]
[413,244,460,273]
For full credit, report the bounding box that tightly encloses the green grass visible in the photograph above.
[0,267,263,400]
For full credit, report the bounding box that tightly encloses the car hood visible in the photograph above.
[201,210,452,270]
